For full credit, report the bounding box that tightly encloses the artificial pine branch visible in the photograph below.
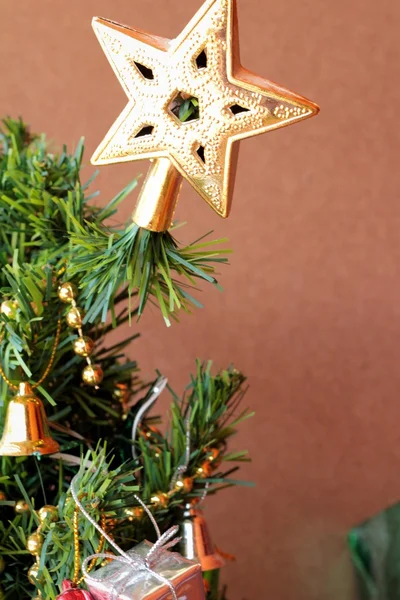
[0,117,230,326]
[124,362,254,535]
[30,447,140,599]
[0,118,246,600]
[69,223,230,326]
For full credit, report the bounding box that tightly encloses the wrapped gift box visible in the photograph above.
[86,540,205,600]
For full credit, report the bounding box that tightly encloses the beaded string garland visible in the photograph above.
[58,283,103,388]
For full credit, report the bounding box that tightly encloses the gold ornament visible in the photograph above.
[179,504,225,571]
[27,532,43,555]
[124,506,145,521]
[113,382,129,401]
[14,499,30,514]
[57,282,77,304]
[197,461,213,478]
[0,299,18,319]
[207,448,220,462]
[73,336,95,357]
[0,490,6,501]
[28,562,42,585]
[150,492,169,507]
[0,556,5,573]
[91,0,319,231]
[175,476,194,493]
[82,364,104,386]
[0,382,60,457]
[139,424,161,440]
[38,504,59,523]
[66,307,84,328]
[113,382,130,414]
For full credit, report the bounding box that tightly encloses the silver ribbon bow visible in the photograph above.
[71,475,181,600]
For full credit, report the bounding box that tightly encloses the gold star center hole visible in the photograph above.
[169,93,200,123]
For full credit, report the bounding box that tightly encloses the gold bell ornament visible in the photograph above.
[0,382,59,456]
[179,503,225,571]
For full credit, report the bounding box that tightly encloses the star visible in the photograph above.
[91,0,319,218]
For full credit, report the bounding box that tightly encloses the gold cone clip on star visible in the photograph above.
[91,0,319,232]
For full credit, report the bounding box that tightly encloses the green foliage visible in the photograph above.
[349,502,400,600]
[0,119,249,600]
[69,223,229,326]
[33,448,139,599]
[126,362,253,536]
[0,117,229,327]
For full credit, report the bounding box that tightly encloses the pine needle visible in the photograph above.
[69,222,230,326]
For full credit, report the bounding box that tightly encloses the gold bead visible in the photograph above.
[113,382,129,402]
[73,336,95,357]
[175,476,194,493]
[207,448,220,462]
[196,461,212,478]
[139,425,161,440]
[14,499,30,514]
[27,532,43,555]
[0,299,18,319]
[38,504,58,523]
[57,282,77,303]
[150,492,169,507]
[124,506,144,521]
[66,307,84,328]
[28,562,42,585]
[0,556,5,573]
[0,490,6,501]
[82,365,103,386]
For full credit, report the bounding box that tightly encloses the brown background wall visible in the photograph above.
[1,0,400,598]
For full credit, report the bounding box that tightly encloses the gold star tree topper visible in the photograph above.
[92,0,319,231]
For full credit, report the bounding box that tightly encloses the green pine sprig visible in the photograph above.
[68,223,230,326]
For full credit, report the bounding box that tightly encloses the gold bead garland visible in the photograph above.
[120,446,222,516]
[113,382,130,417]
[27,504,59,587]
[57,282,103,388]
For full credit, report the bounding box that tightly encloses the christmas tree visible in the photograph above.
[0,1,319,597]
[0,118,252,600]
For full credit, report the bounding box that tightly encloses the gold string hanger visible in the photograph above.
[0,319,61,391]
[73,503,107,586]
